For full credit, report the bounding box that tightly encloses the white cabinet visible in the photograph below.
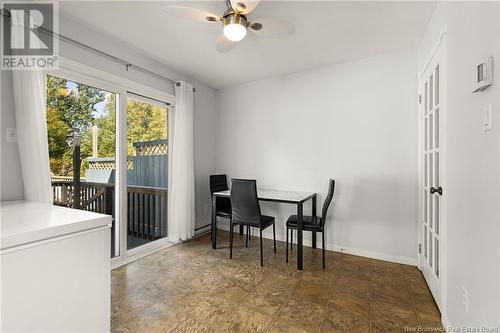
[1,201,111,333]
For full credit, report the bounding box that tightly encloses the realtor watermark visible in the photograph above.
[405,326,499,332]
[1,1,58,69]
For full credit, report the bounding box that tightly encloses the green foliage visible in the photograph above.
[46,76,104,136]
[46,75,105,176]
[46,75,168,178]
[126,99,168,155]
[46,107,68,159]
[95,94,117,157]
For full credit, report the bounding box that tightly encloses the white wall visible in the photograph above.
[215,49,419,264]
[418,1,500,328]
[0,15,217,228]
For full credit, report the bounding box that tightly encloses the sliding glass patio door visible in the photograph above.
[125,94,169,251]
[46,74,120,258]
[45,71,172,263]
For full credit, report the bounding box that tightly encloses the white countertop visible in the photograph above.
[0,201,112,251]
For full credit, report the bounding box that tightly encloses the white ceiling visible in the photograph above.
[59,1,436,89]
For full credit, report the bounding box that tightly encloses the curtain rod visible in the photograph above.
[0,8,195,92]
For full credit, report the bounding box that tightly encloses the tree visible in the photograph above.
[46,76,105,136]
[46,75,169,177]
[126,99,168,155]
[46,76,105,176]
[46,106,68,160]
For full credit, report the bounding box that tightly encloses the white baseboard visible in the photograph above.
[195,224,211,236]
[331,244,418,266]
[217,224,417,266]
[442,314,451,333]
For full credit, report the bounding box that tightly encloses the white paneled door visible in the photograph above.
[419,41,445,310]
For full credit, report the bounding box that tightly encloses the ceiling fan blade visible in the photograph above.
[249,18,295,38]
[229,0,261,14]
[216,35,236,53]
[163,6,221,23]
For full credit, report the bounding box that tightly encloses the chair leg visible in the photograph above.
[273,223,276,254]
[290,229,293,251]
[322,231,325,269]
[210,217,215,241]
[259,227,264,267]
[229,218,234,259]
[286,227,289,263]
[245,225,249,248]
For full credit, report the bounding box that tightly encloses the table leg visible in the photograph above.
[297,202,303,270]
[239,225,244,235]
[211,195,217,249]
[312,195,317,249]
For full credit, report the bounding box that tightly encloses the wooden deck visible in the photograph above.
[51,180,168,251]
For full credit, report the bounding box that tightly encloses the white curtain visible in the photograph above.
[12,11,52,203]
[168,81,195,242]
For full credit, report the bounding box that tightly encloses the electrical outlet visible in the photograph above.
[6,128,17,142]
[461,286,469,314]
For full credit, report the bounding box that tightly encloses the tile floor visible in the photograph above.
[111,231,442,332]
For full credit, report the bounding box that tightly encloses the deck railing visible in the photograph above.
[51,180,168,242]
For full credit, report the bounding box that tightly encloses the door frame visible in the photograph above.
[417,29,447,316]
[47,57,176,268]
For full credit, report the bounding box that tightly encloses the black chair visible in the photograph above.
[209,175,232,240]
[210,174,251,244]
[286,179,335,268]
[210,175,231,214]
[229,179,276,266]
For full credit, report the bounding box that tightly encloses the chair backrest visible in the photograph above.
[230,179,262,225]
[321,179,336,226]
[209,174,229,194]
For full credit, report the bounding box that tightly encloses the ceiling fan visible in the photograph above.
[164,0,295,53]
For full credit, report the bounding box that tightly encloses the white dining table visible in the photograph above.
[211,189,317,270]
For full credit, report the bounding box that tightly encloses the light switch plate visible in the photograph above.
[473,56,494,93]
[6,128,18,142]
[482,104,493,131]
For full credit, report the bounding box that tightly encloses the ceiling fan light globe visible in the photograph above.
[224,23,247,42]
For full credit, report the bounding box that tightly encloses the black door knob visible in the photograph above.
[430,186,443,196]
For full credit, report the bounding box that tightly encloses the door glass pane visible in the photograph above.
[429,74,434,110]
[435,109,440,148]
[424,154,428,188]
[424,190,428,223]
[429,113,434,149]
[429,192,433,229]
[429,153,434,188]
[126,97,169,250]
[435,196,440,235]
[424,188,428,223]
[435,66,440,106]
[435,152,439,186]
[46,75,119,258]
[425,82,429,114]
[424,225,428,258]
[435,238,439,277]
[425,119,428,151]
[428,230,433,267]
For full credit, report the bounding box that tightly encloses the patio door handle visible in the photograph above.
[430,186,443,196]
